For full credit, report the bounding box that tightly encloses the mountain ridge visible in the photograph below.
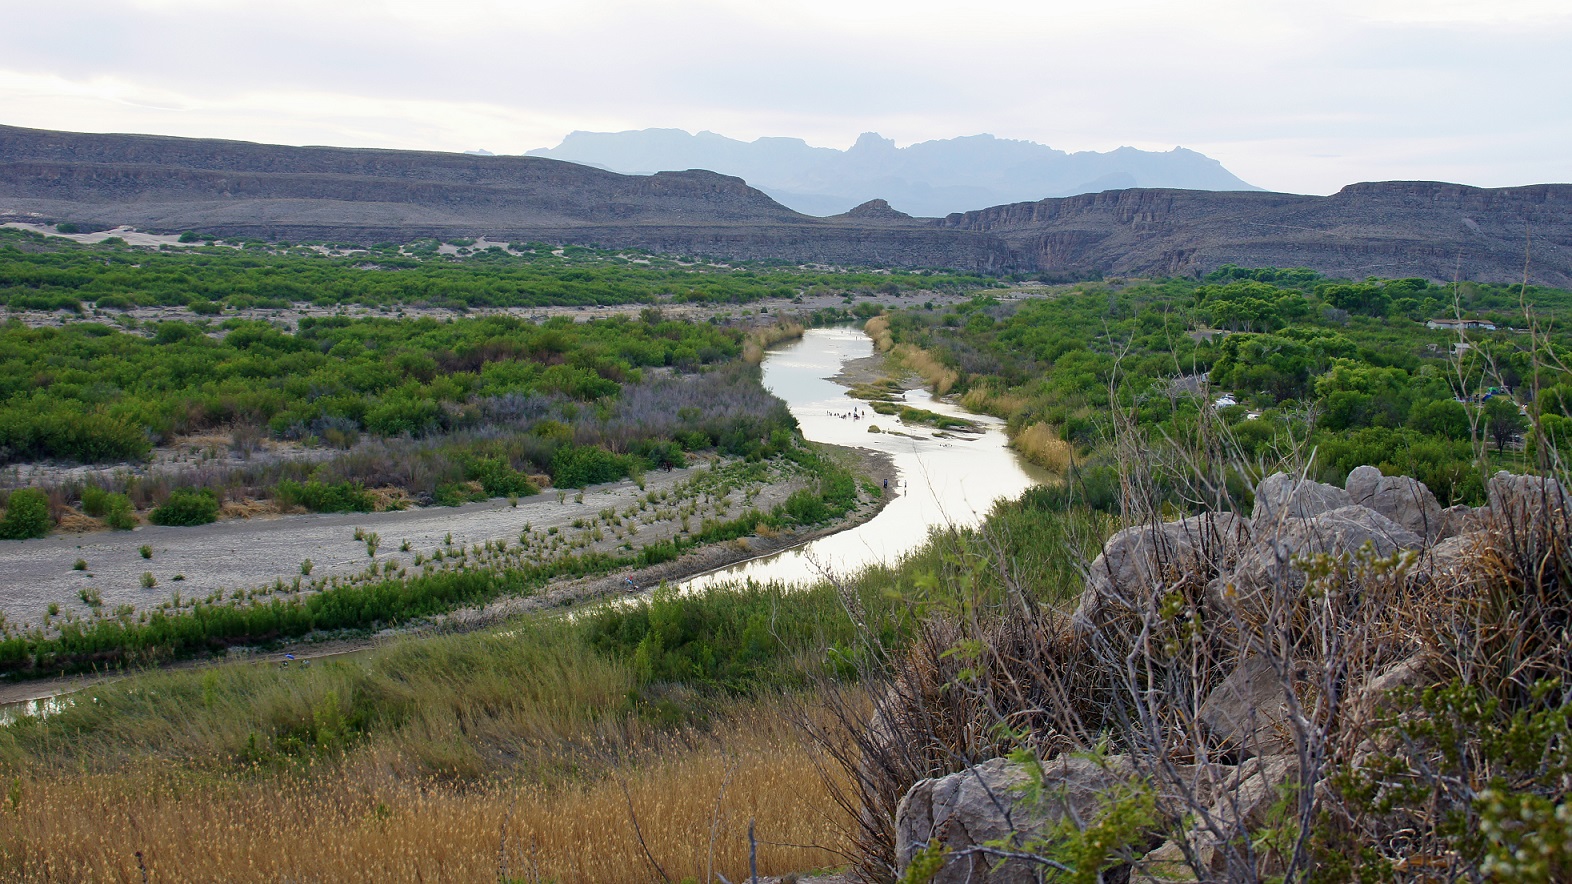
[1,124,1568,286]
[526,128,1260,217]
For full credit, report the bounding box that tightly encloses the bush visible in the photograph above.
[276,479,376,513]
[149,488,219,526]
[551,444,636,488]
[81,485,111,516]
[103,493,138,530]
[0,488,52,539]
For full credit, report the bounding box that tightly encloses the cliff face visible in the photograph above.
[941,183,1572,285]
[2,125,1568,284]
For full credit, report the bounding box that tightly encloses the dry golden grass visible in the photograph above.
[0,707,850,883]
[891,345,958,397]
[1012,422,1076,473]
[744,320,807,364]
[959,386,1029,419]
[52,508,104,533]
[864,316,958,395]
[368,485,416,511]
[220,497,282,520]
[863,315,893,352]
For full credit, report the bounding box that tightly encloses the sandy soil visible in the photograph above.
[2,454,820,627]
[0,222,206,249]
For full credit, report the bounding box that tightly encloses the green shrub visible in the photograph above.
[467,457,540,498]
[149,488,219,526]
[103,494,137,530]
[275,479,375,513]
[0,488,52,539]
[81,486,110,517]
[551,444,636,488]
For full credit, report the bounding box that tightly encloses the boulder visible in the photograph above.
[1221,505,1423,602]
[1074,512,1251,631]
[1134,755,1298,882]
[1488,470,1571,530]
[1438,504,1487,540]
[1252,472,1350,524]
[1426,531,1486,580]
[1349,656,1429,725]
[1344,465,1444,541]
[1342,465,1383,504]
[1198,655,1295,757]
[895,755,1166,883]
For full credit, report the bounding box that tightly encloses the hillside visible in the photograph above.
[526,128,1259,216]
[2,125,1569,284]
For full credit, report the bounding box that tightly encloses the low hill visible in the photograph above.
[2,125,1569,284]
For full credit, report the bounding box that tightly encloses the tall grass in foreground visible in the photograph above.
[0,490,1106,879]
[0,702,849,883]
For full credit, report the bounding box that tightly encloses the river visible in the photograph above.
[684,326,1049,588]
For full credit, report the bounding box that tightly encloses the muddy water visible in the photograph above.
[684,327,1049,588]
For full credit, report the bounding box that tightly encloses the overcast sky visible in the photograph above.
[1,0,1568,195]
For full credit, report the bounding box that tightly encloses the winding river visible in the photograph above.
[684,326,1049,588]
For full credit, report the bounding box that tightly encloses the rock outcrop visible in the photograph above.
[895,755,1179,884]
[1197,655,1295,757]
[1345,465,1445,541]
[892,466,1525,883]
[1073,512,1250,631]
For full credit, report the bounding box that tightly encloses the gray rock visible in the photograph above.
[1438,504,1487,539]
[1344,466,1444,541]
[1426,531,1486,579]
[1488,470,1572,529]
[1343,465,1383,504]
[1134,755,1298,882]
[1198,656,1295,757]
[1349,656,1429,724]
[1252,472,1351,524]
[1074,512,1251,631]
[895,755,1164,883]
[1222,505,1423,602]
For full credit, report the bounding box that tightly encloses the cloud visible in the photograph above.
[0,0,1567,194]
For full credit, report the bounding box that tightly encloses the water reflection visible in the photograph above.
[683,326,1048,588]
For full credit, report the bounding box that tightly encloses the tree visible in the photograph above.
[1484,395,1527,452]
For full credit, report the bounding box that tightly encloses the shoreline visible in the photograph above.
[0,443,898,710]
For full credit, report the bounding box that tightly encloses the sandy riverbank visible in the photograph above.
[0,444,896,709]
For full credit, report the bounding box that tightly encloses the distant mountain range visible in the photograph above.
[2,124,1568,285]
[526,129,1260,217]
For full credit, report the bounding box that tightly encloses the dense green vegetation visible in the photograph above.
[0,229,982,541]
[885,267,1572,505]
[0,227,984,313]
[0,311,745,463]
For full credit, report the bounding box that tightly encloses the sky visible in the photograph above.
[1,0,1568,195]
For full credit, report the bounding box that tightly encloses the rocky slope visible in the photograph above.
[3,125,1569,284]
[943,182,1572,285]
[890,466,1566,882]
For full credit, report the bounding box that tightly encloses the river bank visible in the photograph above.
[0,443,895,711]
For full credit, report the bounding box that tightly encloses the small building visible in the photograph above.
[1427,317,1497,332]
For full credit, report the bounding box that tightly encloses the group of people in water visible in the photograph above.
[830,407,867,420]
